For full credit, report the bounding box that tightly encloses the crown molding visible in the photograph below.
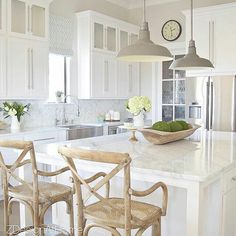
[107,0,180,9]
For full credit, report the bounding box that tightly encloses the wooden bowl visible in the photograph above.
[138,124,201,145]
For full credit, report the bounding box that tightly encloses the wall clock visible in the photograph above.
[161,20,182,42]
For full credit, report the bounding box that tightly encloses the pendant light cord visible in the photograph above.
[191,0,193,40]
[143,0,146,22]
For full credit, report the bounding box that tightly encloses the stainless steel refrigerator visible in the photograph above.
[186,76,236,132]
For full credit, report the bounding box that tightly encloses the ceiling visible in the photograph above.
[107,0,181,9]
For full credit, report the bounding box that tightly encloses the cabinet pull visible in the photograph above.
[129,64,133,93]
[27,6,30,33]
[232,176,236,181]
[27,48,31,89]
[209,21,211,61]
[104,60,109,92]
[31,48,34,90]
[104,28,107,49]
[31,6,33,34]
[33,137,55,142]
[212,21,215,66]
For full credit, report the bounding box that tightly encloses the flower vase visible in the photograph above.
[133,112,144,127]
[11,116,21,131]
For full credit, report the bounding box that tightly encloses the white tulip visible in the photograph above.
[8,108,17,116]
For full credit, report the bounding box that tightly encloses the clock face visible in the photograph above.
[161,20,182,42]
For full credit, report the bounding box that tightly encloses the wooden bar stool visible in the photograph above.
[0,140,74,236]
[58,146,168,236]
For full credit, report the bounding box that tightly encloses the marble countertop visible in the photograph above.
[0,126,67,136]
[34,129,236,182]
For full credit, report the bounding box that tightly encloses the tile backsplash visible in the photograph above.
[0,100,129,128]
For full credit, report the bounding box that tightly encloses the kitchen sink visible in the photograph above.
[58,124,103,140]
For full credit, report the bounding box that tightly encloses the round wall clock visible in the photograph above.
[161,20,182,42]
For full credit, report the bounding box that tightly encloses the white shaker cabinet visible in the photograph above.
[7,37,30,98]
[77,10,140,99]
[184,3,236,77]
[91,52,117,98]
[30,40,49,98]
[8,0,49,40]
[221,168,236,236]
[0,36,6,98]
[7,38,49,99]
[0,0,6,34]
[117,61,140,98]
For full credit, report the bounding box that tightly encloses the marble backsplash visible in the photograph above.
[0,100,129,128]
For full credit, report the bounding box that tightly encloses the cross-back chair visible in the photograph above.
[58,146,168,236]
[0,140,74,236]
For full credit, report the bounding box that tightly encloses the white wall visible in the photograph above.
[128,0,236,45]
[50,0,129,21]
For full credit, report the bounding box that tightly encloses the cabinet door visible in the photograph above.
[31,2,47,39]
[185,15,212,77]
[117,62,140,98]
[0,37,6,98]
[7,38,30,98]
[0,0,6,33]
[214,12,236,74]
[30,41,49,98]
[222,188,236,236]
[91,52,117,98]
[8,0,27,36]
[106,26,116,52]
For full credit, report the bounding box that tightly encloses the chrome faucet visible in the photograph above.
[64,95,80,117]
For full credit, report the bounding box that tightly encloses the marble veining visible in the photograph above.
[35,129,236,182]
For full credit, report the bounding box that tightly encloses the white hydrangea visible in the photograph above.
[126,96,151,115]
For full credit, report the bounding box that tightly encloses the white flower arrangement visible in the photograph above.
[126,96,151,116]
[0,102,30,122]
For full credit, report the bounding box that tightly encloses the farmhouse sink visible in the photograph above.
[58,124,103,140]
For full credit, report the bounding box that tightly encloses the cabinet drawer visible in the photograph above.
[24,131,58,145]
[223,168,236,193]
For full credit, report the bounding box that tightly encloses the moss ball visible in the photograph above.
[169,121,183,132]
[152,121,171,132]
[176,120,189,130]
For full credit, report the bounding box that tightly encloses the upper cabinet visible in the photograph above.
[8,0,49,40]
[0,0,51,100]
[184,3,236,76]
[0,0,6,33]
[77,11,140,99]
[0,36,6,98]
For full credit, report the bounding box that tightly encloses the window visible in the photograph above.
[49,54,71,102]
[162,55,186,122]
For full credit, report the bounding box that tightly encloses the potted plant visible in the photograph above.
[126,96,151,127]
[0,102,30,131]
[55,91,64,103]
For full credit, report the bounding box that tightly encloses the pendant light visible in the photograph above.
[117,0,172,62]
[170,0,214,70]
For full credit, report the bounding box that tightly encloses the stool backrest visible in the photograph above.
[58,146,134,234]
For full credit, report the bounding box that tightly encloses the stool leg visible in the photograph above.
[4,197,9,236]
[152,218,161,236]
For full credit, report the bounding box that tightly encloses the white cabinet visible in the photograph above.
[91,52,117,98]
[93,22,117,52]
[0,36,6,98]
[0,0,6,33]
[7,37,48,99]
[7,37,30,98]
[77,10,140,99]
[117,61,140,98]
[8,0,49,40]
[184,3,236,76]
[30,41,49,98]
[221,168,236,236]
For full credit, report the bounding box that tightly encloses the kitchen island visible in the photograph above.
[24,130,236,236]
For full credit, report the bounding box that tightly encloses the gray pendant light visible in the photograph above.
[117,0,172,62]
[170,0,214,70]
